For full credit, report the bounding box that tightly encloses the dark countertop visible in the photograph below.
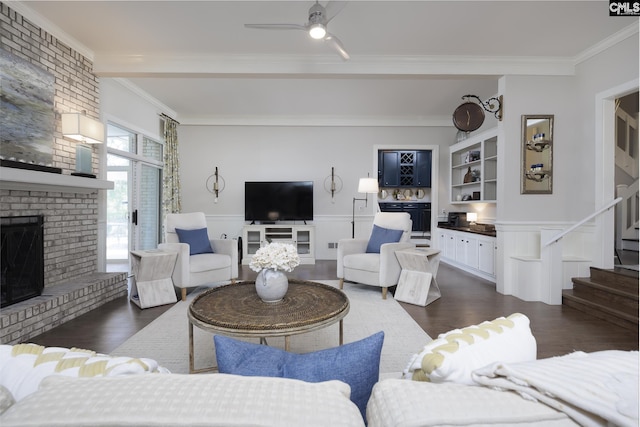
[379,201,430,204]
[436,223,497,237]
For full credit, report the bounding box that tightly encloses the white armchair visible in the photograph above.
[337,212,415,299]
[158,212,238,301]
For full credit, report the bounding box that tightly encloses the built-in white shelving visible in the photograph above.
[449,128,498,204]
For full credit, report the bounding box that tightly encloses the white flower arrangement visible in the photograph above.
[249,242,301,273]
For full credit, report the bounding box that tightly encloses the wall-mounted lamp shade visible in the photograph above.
[467,212,478,223]
[61,113,104,144]
[358,177,379,194]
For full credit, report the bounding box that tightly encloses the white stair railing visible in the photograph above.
[543,197,622,248]
[538,197,622,305]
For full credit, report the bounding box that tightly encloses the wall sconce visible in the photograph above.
[206,167,226,203]
[352,176,379,238]
[324,167,343,201]
[61,112,104,144]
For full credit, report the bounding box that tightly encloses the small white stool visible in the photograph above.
[394,248,441,306]
[130,249,178,309]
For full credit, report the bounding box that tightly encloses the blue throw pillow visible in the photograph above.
[365,224,404,253]
[214,331,384,420]
[175,227,214,255]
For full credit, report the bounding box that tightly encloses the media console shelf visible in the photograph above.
[242,224,315,265]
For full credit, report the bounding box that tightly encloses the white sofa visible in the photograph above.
[366,313,638,427]
[367,379,581,427]
[368,348,639,427]
[0,344,364,427]
[1,374,364,427]
[2,317,637,427]
[3,350,636,427]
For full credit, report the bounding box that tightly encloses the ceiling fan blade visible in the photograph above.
[323,1,347,23]
[244,23,308,31]
[325,33,350,60]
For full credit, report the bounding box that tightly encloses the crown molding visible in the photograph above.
[574,21,639,65]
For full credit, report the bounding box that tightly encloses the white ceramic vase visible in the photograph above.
[255,268,289,303]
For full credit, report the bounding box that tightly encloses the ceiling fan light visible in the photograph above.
[309,23,326,39]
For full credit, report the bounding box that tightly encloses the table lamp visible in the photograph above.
[467,212,478,225]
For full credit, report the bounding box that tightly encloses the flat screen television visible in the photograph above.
[245,181,314,222]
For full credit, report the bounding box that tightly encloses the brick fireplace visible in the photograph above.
[0,5,128,344]
[0,172,127,344]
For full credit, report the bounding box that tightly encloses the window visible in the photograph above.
[106,123,164,262]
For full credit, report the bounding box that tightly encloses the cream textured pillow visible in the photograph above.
[0,343,169,402]
[403,313,536,384]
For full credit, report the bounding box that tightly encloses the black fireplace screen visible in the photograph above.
[1,216,44,308]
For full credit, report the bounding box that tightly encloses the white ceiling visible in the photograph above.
[12,1,639,124]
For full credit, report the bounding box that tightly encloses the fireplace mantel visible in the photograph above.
[0,167,114,193]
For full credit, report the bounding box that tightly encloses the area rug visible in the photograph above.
[111,280,431,375]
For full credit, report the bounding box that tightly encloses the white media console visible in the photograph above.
[242,224,315,265]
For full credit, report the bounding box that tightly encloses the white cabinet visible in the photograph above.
[455,234,478,269]
[437,229,456,259]
[477,236,496,276]
[242,225,315,265]
[450,128,498,203]
[436,227,495,282]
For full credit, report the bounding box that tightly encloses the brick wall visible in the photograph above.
[1,3,102,287]
[1,273,128,345]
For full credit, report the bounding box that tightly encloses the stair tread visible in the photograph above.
[563,291,639,320]
[571,278,639,299]
[590,266,639,278]
[563,297,639,332]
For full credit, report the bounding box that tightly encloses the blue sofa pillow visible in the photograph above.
[365,224,404,253]
[214,331,384,420]
[175,227,214,255]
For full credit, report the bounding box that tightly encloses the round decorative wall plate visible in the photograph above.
[452,102,485,132]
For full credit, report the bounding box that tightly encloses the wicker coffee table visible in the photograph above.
[188,279,350,373]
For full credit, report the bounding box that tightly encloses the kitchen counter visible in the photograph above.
[436,223,496,237]
[379,200,430,204]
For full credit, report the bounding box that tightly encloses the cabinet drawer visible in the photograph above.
[379,203,403,211]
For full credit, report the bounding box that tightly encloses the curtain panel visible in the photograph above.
[162,114,182,216]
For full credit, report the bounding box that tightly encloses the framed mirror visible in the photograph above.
[521,115,553,194]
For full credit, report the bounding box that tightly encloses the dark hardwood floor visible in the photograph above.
[30,260,638,359]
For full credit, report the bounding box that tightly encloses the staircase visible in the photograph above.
[563,267,639,332]
[621,226,639,252]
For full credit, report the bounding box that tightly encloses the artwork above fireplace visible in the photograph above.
[0,48,55,168]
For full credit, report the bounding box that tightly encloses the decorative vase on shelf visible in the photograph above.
[255,268,289,303]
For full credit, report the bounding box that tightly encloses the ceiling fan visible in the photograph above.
[244,1,350,60]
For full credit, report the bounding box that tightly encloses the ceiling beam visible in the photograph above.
[93,53,576,78]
